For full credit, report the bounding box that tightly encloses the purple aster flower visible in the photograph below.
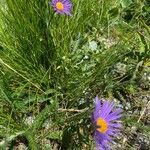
[50,0,72,15]
[92,96,122,150]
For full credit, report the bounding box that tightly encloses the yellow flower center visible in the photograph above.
[56,2,64,11]
[96,118,108,133]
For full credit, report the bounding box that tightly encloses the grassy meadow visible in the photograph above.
[0,0,150,149]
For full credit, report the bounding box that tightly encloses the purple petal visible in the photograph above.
[93,96,102,121]
[107,114,122,122]
[94,131,110,150]
[109,122,122,128]
[107,129,119,137]
[101,101,114,119]
[99,101,109,118]
[106,108,122,121]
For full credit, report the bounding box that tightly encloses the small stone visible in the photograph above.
[24,115,35,126]
[89,41,97,51]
